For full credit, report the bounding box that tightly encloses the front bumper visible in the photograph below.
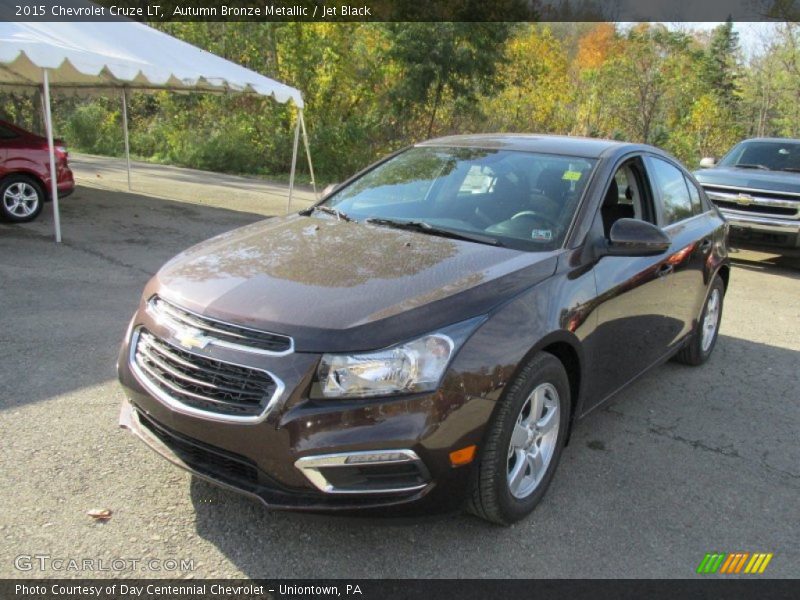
[43,180,75,200]
[116,304,489,514]
[119,396,453,513]
[719,210,800,248]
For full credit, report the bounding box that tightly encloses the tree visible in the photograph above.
[576,22,617,70]
[701,18,741,111]
[383,23,514,138]
[583,25,703,146]
[738,22,800,138]
[37,21,800,183]
[483,25,574,134]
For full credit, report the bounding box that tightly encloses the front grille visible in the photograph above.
[703,186,800,219]
[149,296,292,354]
[713,200,797,216]
[134,329,278,418]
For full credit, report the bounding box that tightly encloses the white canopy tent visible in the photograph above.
[0,20,315,242]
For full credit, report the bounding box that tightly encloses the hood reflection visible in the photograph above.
[166,215,459,288]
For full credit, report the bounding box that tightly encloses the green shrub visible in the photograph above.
[62,102,123,156]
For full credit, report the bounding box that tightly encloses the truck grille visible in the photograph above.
[703,186,800,219]
[711,200,796,216]
[133,329,279,419]
[148,296,292,354]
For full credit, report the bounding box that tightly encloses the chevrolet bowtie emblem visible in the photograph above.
[736,193,754,206]
[176,328,210,350]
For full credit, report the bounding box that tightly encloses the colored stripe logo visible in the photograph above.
[697,552,773,574]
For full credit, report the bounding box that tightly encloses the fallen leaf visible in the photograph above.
[87,508,112,520]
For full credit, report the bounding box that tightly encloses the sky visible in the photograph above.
[669,22,779,57]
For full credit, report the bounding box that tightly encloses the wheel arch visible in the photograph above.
[505,330,585,444]
[716,264,730,293]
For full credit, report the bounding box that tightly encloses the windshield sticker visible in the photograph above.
[562,170,582,181]
[531,229,553,241]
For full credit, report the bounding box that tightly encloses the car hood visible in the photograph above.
[694,167,800,194]
[151,215,559,352]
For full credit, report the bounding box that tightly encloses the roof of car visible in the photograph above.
[417,134,635,158]
[740,137,800,144]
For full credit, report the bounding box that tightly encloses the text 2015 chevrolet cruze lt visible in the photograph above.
[118,135,729,524]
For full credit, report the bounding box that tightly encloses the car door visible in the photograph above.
[644,155,713,339]
[583,155,688,410]
[0,123,14,170]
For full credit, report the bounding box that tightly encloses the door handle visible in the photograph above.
[657,263,674,278]
[699,238,713,253]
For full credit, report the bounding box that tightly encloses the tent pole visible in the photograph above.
[121,87,131,191]
[298,109,317,199]
[39,89,47,134]
[42,69,61,243]
[286,110,301,214]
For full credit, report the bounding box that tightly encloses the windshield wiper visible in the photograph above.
[735,163,770,170]
[778,167,800,173]
[365,217,503,247]
[301,205,354,222]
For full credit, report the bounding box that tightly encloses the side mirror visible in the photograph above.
[699,157,716,168]
[322,183,339,197]
[605,218,671,257]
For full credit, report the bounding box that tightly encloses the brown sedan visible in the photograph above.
[118,135,729,524]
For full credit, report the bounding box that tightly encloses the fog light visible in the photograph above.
[295,449,430,494]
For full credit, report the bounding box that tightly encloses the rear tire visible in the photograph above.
[467,352,570,525]
[674,275,725,366]
[0,175,45,223]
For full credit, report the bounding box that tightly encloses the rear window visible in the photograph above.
[0,124,19,140]
[685,177,702,213]
[647,157,695,226]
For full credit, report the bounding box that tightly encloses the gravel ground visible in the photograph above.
[0,160,798,579]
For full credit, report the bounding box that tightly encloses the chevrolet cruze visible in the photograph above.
[118,135,729,524]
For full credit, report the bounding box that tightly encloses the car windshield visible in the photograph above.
[718,140,800,172]
[318,146,597,250]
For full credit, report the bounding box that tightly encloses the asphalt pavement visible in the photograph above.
[0,158,798,578]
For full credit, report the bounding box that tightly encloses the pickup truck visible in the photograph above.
[694,138,800,250]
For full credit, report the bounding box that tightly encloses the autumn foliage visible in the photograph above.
[2,21,797,181]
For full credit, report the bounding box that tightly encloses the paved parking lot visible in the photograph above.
[1,161,798,578]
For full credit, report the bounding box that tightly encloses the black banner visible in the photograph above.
[2,579,800,600]
[0,0,798,22]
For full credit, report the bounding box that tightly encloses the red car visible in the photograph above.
[0,119,75,222]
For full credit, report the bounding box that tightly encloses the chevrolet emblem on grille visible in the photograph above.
[176,328,210,350]
[736,193,754,206]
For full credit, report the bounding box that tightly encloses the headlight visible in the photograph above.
[315,318,484,399]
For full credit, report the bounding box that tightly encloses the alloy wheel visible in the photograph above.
[507,382,560,499]
[3,182,40,218]
[701,288,721,352]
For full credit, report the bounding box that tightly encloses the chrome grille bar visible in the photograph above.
[130,328,285,423]
[147,296,294,356]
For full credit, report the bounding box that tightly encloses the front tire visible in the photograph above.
[0,175,44,223]
[674,274,725,366]
[467,352,570,525]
